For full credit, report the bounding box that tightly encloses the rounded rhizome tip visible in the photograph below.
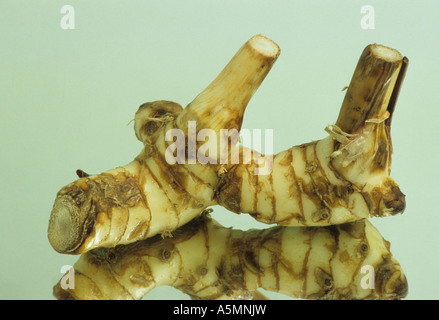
[48,195,82,254]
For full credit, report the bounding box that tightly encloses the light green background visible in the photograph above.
[1,0,438,300]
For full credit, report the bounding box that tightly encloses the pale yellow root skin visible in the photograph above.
[48,39,407,259]
[48,35,281,255]
[216,44,407,226]
[53,213,407,300]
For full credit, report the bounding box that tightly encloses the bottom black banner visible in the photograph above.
[0,298,428,318]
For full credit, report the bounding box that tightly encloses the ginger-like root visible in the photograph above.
[48,35,281,254]
[53,212,407,300]
[216,44,408,226]
[48,37,408,256]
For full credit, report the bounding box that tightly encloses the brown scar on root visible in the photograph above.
[53,213,407,300]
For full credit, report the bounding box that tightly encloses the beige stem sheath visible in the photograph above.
[335,44,405,134]
[176,34,280,135]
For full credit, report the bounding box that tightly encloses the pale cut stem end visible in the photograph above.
[176,34,281,134]
[370,44,402,62]
[248,34,281,59]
